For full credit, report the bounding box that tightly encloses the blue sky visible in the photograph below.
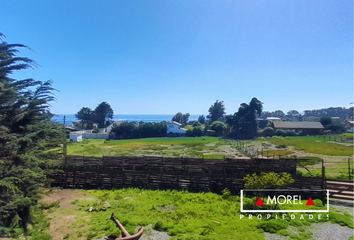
[1,0,352,115]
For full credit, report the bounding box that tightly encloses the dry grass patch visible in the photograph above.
[41,189,95,240]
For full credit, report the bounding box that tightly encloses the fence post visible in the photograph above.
[322,162,326,203]
[322,159,326,181]
[348,158,351,180]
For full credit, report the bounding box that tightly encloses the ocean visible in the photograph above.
[52,114,201,126]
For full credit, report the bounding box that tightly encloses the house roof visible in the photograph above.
[267,117,281,120]
[170,121,182,126]
[272,121,324,129]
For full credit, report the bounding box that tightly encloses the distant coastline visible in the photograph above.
[52,114,201,126]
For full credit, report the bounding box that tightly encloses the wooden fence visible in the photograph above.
[50,155,324,196]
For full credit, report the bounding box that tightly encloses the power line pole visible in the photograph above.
[63,116,67,158]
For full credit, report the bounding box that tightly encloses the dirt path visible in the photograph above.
[41,189,171,240]
[42,189,91,240]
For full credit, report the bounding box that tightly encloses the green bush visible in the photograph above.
[192,121,201,127]
[186,126,203,137]
[258,219,289,233]
[275,129,297,137]
[275,144,287,148]
[210,121,226,136]
[222,188,231,199]
[192,126,203,137]
[259,127,274,137]
[243,172,294,189]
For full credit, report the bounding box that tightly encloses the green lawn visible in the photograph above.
[257,136,353,156]
[66,137,233,159]
[26,188,353,240]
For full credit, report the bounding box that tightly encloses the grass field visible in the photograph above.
[23,189,353,240]
[65,136,353,179]
[66,137,243,159]
[256,136,353,156]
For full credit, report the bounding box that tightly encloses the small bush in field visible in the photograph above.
[222,188,231,199]
[243,172,294,189]
[258,219,289,233]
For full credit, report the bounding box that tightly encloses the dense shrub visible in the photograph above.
[210,121,226,136]
[259,127,274,137]
[111,122,167,139]
[258,219,289,233]
[325,123,346,134]
[186,126,204,137]
[320,116,332,126]
[192,121,201,127]
[192,126,203,137]
[275,144,287,148]
[243,172,294,189]
[274,129,297,137]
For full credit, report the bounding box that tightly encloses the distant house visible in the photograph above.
[70,134,83,143]
[302,116,320,122]
[64,126,79,132]
[106,121,124,133]
[256,118,270,129]
[166,121,186,136]
[69,129,109,142]
[266,117,281,121]
[270,121,324,134]
[346,120,354,133]
[331,117,341,124]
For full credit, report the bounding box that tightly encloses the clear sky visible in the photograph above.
[1,0,352,115]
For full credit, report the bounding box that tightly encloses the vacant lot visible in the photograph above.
[256,136,353,156]
[31,188,353,240]
[242,136,353,179]
[65,136,353,179]
[67,137,246,159]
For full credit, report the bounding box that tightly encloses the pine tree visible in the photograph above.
[227,97,263,139]
[0,33,63,234]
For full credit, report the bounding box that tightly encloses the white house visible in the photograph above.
[266,117,281,121]
[69,129,109,142]
[167,121,186,135]
[69,134,83,143]
[106,121,124,133]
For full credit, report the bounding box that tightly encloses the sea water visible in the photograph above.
[52,114,201,125]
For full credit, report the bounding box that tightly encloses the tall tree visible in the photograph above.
[172,112,189,125]
[0,33,62,233]
[273,110,285,118]
[75,107,93,129]
[198,115,206,124]
[182,113,190,125]
[93,102,113,128]
[286,110,300,121]
[227,97,263,139]
[207,100,226,122]
[210,121,227,136]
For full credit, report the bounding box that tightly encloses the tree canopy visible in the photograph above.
[75,107,93,129]
[75,102,114,129]
[0,33,62,233]
[172,112,190,125]
[207,100,226,122]
[93,102,114,128]
[198,115,206,124]
[227,97,263,139]
[210,121,227,136]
